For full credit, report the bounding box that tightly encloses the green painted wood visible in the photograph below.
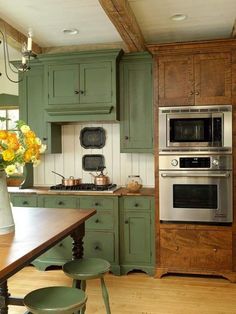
[120,53,153,153]
[39,195,77,208]
[85,212,114,230]
[19,65,62,154]
[80,62,112,104]
[83,231,115,263]
[24,286,87,313]
[120,196,155,275]
[0,93,18,107]
[10,194,38,207]
[80,196,114,210]
[48,64,79,104]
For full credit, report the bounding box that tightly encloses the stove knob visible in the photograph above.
[212,159,219,167]
[171,159,178,167]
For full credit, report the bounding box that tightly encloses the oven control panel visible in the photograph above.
[159,155,232,170]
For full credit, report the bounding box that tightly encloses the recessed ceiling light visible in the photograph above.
[63,28,79,35]
[170,14,187,21]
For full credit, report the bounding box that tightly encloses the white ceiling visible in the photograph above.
[0,0,236,56]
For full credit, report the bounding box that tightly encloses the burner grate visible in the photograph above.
[50,183,117,191]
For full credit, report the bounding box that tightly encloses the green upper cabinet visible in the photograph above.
[19,64,62,154]
[120,52,153,153]
[41,49,123,122]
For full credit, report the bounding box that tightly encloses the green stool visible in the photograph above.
[23,286,87,314]
[63,258,111,314]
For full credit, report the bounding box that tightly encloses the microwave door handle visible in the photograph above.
[161,173,230,178]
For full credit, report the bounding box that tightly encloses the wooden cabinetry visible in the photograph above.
[158,52,231,106]
[42,49,122,123]
[120,52,153,152]
[120,196,155,276]
[157,225,234,281]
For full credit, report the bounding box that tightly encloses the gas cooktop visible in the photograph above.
[49,183,119,193]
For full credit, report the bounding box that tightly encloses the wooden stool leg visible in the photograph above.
[100,277,111,314]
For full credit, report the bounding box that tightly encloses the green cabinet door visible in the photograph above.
[48,64,80,104]
[80,62,112,104]
[120,196,155,276]
[19,64,62,154]
[120,53,153,153]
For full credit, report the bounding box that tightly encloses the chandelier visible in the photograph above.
[0,28,36,83]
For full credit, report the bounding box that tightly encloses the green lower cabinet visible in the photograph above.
[10,194,38,207]
[120,196,155,276]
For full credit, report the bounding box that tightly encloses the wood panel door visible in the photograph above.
[158,55,194,107]
[160,228,232,271]
[194,52,232,105]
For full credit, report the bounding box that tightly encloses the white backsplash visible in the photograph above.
[34,123,155,187]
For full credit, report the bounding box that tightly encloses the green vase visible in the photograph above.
[0,171,15,234]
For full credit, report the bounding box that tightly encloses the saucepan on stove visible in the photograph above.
[51,171,81,186]
[90,167,110,186]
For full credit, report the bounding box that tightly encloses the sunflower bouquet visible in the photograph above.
[0,118,46,175]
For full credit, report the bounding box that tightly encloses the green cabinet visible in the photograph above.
[41,49,122,123]
[120,52,153,153]
[10,194,38,207]
[79,196,120,275]
[120,196,155,276]
[19,64,62,154]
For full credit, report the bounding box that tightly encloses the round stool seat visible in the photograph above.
[24,286,87,314]
[63,258,110,280]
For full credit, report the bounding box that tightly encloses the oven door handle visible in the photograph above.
[161,172,230,178]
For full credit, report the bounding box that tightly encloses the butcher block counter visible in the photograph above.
[8,186,155,276]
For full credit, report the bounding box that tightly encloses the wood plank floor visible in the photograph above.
[7,266,236,314]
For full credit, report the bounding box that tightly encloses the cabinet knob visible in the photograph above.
[190,91,194,95]
[125,136,129,140]
[195,91,200,95]
[94,246,101,251]
[74,90,79,94]
[23,201,29,205]
[134,203,139,207]
[175,246,179,251]
[75,90,84,94]
[94,202,100,206]
[80,90,84,94]
[95,219,100,223]
[125,220,129,224]
[58,201,64,205]
[213,248,217,252]
[43,137,48,141]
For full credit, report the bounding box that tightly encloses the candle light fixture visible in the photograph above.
[0,28,37,83]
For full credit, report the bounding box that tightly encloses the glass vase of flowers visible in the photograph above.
[0,118,46,235]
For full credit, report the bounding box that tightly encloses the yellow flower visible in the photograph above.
[7,133,20,151]
[0,130,8,140]
[24,149,33,162]
[2,149,15,162]
[5,164,17,175]
[35,137,42,145]
[39,144,47,154]
[20,124,30,133]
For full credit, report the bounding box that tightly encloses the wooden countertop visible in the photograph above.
[8,186,155,197]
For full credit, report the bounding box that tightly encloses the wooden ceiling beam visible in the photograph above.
[98,0,146,52]
[0,18,42,55]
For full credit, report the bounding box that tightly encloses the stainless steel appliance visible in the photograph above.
[159,105,232,154]
[159,155,232,223]
[49,183,119,194]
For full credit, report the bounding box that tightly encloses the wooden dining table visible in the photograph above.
[0,206,96,314]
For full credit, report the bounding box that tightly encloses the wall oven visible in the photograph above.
[159,155,232,223]
[159,105,232,154]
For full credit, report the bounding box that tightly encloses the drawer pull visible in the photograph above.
[23,201,29,205]
[59,243,63,247]
[134,203,139,207]
[213,248,217,252]
[125,220,129,224]
[175,246,179,251]
[95,219,100,223]
[94,246,101,251]
[94,202,100,206]
[58,201,64,205]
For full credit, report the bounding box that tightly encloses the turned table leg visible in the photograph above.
[0,281,9,314]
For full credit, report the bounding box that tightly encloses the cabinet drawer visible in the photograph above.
[160,229,232,271]
[86,212,113,230]
[41,196,77,208]
[80,197,114,210]
[11,195,38,207]
[84,231,115,263]
[123,197,151,210]
[39,236,72,260]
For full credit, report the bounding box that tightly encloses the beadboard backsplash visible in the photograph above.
[34,123,155,187]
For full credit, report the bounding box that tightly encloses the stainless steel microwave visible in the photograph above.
[159,105,232,154]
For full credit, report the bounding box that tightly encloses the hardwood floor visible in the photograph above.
[7,266,236,314]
